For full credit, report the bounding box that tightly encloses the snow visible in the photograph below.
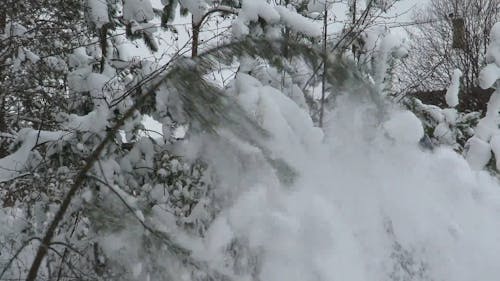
[44,56,67,72]
[480,22,500,89]
[132,262,143,278]
[445,69,462,107]
[232,73,323,165]
[187,92,500,281]
[232,0,322,38]
[232,0,280,38]
[65,47,121,134]
[131,60,500,280]
[231,19,250,38]
[307,0,331,13]
[485,22,500,65]
[373,0,396,12]
[383,110,424,144]
[178,0,209,24]
[240,0,280,23]
[82,189,93,202]
[465,25,500,170]
[64,108,110,133]
[442,108,458,125]
[87,0,109,28]
[465,136,492,170]
[6,63,500,281]
[275,6,322,37]
[4,2,500,281]
[24,49,40,64]
[473,91,500,142]
[123,0,155,22]
[4,22,28,37]
[478,63,500,89]
[433,108,459,145]
[490,135,500,170]
[0,129,71,182]
[360,27,408,93]
[201,216,234,259]
[434,122,454,144]
[68,47,94,69]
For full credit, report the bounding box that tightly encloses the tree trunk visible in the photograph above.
[192,17,200,57]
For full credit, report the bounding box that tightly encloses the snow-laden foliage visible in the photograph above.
[406,97,479,150]
[0,0,329,279]
[465,22,500,171]
[404,67,479,152]
[356,26,408,95]
[2,1,500,281]
[5,69,500,281]
[445,69,462,108]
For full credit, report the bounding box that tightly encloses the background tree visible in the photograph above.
[398,0,500,93]
[0,0,86,158]
[0,1,335,280]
